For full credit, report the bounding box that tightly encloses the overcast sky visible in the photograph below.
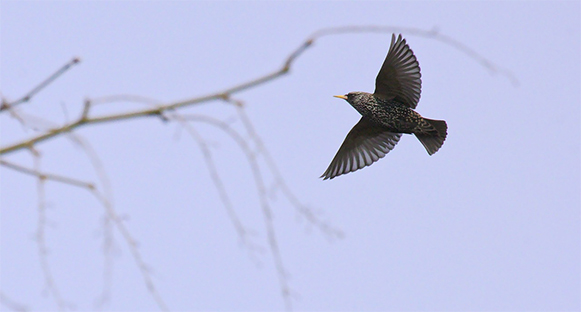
[1,1,579,311]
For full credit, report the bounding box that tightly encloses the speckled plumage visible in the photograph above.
[321,34,448,180]
[346,92,424,133]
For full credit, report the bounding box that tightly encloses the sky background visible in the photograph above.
[1,1,580,311]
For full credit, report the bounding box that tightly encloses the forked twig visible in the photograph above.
[179,114,294,311]
[2,26,518,311]
[0,157,169,311]
[1,26,516,156]
[234,103,344,240]
[170,113,263,253]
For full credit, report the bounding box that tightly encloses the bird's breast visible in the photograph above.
[366,103,422,133]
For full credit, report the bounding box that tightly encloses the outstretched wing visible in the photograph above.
[374,34,422,109]
[321,117,402,180]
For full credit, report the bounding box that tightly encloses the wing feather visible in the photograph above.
[374,34,422,109]
[321,117,402,180]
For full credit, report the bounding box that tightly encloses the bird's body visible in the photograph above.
[347,92,423,133]
[321,34,447,180]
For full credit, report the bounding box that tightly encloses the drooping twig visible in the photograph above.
[59,135,119,310]
[1,104,165,309]
[180,114,294,311]
[65,136,170,311]
[2,26,519,311]
[94,215,115,310]
[91,191,170,311]
[32,152,72,311]
[1,113,165,310]
[1,156,168,311]
[170,113,263,254]
[233,103,344,241]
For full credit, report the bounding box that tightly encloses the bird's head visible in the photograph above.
[334,92,369,102]
[333,92,372,113]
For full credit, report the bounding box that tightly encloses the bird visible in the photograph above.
[321,34,447,180]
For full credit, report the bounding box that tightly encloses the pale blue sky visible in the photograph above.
[1,1,579,311]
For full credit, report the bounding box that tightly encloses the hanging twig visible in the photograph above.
[179,114,295,311]
[1,26,518,311]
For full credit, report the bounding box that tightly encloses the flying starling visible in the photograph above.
[321,34,447,180]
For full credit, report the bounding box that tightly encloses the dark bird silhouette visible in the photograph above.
[321,34,447,180]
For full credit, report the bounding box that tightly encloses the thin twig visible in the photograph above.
[1,155,168,311]
[90,190,170,311]
[1,159,94,189]
[0,292,29,312]
[0,57,292,155]
[3,98,170,312]
[234,103,344,241]
[2,26,519,311]
[94,215,115,310]
[1,57,81,111]
[33,153,71,311]
[89,94,162,107]
[65,136,169,311]
[180,114,294,311]
[6,107,60,132]
[60,134,118,310]
[308,25,520,86]
[171,113,262,253]
[1,26,516,156]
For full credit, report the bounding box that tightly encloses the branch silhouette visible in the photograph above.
[1,26,516,311]
[0,26,517,157]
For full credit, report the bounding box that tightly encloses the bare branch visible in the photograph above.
[70,137,169,311]
[33,153,72,311]
[90,183,170,311]
[94,215,116,310]
[53,134,118,310]
[171,113,262,253]
[81,99,91,120]
[1,159,94,189]
[1,57,81,111]
[180,114,294,310]
[1,152,168,310]
[234,104,344,241]
[307,25,519,86]
[1,26,516,156]
[0,292,29,312]
[1,26,519,311]
[218,96,344,240]
[89,94,162,107]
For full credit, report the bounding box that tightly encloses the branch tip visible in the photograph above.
[81,99,91,120]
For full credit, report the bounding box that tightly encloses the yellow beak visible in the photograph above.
[333,95,347,100]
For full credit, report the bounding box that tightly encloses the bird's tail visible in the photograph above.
[414,118,447,155]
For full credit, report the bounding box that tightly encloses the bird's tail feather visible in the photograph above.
[414,118,447,155]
